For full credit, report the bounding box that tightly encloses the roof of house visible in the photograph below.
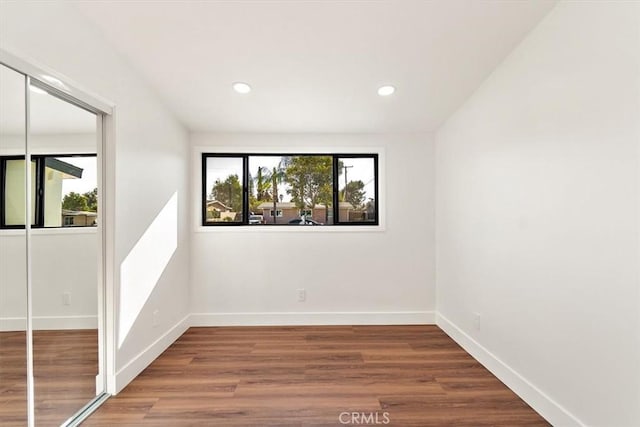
[256,202,297,209]
[45,157,84,179]
[256,202,356,210]
[62,209,97,217]
[313,202,355,209]
[206,200,232,211]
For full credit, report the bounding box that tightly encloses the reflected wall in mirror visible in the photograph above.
[0,63,28,426]
[29,85,99,426]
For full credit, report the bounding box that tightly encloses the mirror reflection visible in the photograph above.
[0,62,102,426]
[0,63,28,427]
[30,83,99,426]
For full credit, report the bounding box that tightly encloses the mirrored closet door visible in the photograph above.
[0,61,29,427]
[0,60,107,426]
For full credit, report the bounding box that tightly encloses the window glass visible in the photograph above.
[248,155,333,225]
[337,157,377,223]
[205,156,243,223]
[45,156,98,227]
[3,159,36,226]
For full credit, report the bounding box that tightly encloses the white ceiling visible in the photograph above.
[72,0,556,134]
[1,65,96,136]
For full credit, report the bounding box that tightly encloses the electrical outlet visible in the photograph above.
[297,289,306,302]
[63,292,71,306]
[473,313,481,331]
[153,309,160,327]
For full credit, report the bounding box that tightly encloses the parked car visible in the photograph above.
[249,214,264,224]
[288,218,323,225]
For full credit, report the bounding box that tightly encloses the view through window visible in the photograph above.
[203,153,378,226]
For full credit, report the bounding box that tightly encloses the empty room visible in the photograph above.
[0,0,638,426]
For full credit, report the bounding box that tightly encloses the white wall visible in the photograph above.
[435,2,640,426]
[0,231,99,330]
[0,234,26,329]
[190,133,435,325]
[0,231,99,331]
[0,1,191,393]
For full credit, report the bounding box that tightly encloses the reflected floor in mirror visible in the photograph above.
[0,329,98,427]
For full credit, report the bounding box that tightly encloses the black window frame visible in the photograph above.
[201,152,379,227]
[0,153,98,229]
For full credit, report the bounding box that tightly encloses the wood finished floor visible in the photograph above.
[86,326,549,426]
[0,329,98,427]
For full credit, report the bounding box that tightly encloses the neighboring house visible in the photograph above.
[312,202,354,223]
[348,210,366,222]
[255,201,357,224]
[206,200,237,222]
[256,202,299,224]
[62,209,97,227]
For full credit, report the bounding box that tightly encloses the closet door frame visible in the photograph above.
[0,48,115,426]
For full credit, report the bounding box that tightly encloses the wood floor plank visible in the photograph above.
[82,325,549,426]
[0,329,99,427]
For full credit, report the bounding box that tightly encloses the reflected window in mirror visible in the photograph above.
[0,154,97,228]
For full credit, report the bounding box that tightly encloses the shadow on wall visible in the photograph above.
[118,192,178,348]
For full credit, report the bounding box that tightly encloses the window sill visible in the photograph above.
[194,225,385,233]
[0,227,98,236]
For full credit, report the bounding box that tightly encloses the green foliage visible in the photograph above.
[210,174,242,212]
[269,165,286,202]
[258,163,286,223]
[341,180,366,209]
[62,192,89,212]
[249,194,260,214]
[254,166,272,202]
[366,198,376,215]
[284,156,333,209]
[84,188,98,211]
[62,188,98,212]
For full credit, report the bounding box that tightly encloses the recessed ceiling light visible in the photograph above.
[377,85,396,96]
[29,85,48,95]
[232,82,251,94]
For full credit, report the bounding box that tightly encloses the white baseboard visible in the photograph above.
[190,311,435,326]
[111,314,190,395]
[0,315,98,331]
[435,312,584,427]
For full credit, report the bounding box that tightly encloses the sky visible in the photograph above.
[206,155,376,203]
[57,156,97,196]
[337,157,375,200]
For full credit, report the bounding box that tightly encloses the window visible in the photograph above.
[0,154,97,229]
[337,156,377,224]
[202,153,378,226]
[203,156,244,224]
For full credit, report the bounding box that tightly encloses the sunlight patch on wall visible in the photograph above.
[118,192,177,348]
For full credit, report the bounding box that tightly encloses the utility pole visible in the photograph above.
[342,164,353,201]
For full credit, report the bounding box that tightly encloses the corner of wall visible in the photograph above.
[435,312,584,427]
[111,314,190,394]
